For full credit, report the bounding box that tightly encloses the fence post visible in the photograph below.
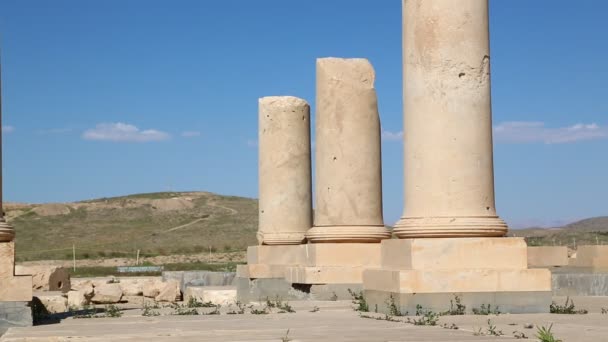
[72,244,76,272]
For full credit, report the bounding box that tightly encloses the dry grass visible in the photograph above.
[7,191,258,262]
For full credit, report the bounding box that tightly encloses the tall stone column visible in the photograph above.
[257,96,312,245]
[306,58,390,243]
[393,0,508,238]
[0,59,14,243]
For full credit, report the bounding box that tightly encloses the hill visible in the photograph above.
[509,216,608,247]
[6,191,258,262]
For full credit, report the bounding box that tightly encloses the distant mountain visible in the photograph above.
[6,192,258,262]
[509,217,608,246]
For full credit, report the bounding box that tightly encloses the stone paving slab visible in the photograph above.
[3,297,608,341]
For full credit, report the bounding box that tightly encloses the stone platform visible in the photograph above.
[363,238,552,314]
[0,243,33,335]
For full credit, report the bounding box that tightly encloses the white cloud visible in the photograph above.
[82,123,170,142]
[493,121,608,144]
[2,125,15,133]
[181,131,201,138]
[381,129,403,142]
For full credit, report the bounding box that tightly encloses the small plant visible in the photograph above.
[348,289,369,312]
[550,297,588,314]
[203,304,221,315]
[281,329,292,342]
[227,301,247,315]
[407,305,439,326]
[142,302,160,317]
[442,295,466,315]
[104,304,123,318]
[330,292,338,301]
[72,303,96,319]
[250,304,269,315]
[536,324,562,342]
[265,296,295,313]
[472,303,501,315]
[385,295,403,316]
[441,323,459,330]
[513,331,529,339]
[187,297,216,308]
[309,306,320,313]
[486,319,503,336]
[171,303,199,316]
[602,307,608,314]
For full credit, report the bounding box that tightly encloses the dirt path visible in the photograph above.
[165,217,206,233]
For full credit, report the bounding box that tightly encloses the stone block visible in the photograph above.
[67,290,90,309]
[91,283,122,304]
[246,245,306,265]
[117,277,162,296]
[380,238,528,270]
[184,286,236,306]
[162,271,235,293]
[284,266,366,284]
[0,242,33,302]
[33,292,68,314]
[237,264,286,279]
[235,277,309,303]
[363,268,551,294]
[15,265,71,293]
[527,246,569,267]
[552,270,608,296]
[0,301,32,335]
[569,246,608,268]
[155,280,181,302]
[304,243,381,267]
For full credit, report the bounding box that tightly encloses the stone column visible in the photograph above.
[306,58,390,243]
[0,59,14,243]
[393,0,508,238]
[257,96,312,245]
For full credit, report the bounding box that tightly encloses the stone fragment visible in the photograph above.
[15,265,71,293]
[154,280,181,302]
[91,283,122,304]
[118,277,162,296]
[257,96,312,245]
[34,292,68,314]
[143,280,165,298]
[184,286,236,306]
[67,290,89,309]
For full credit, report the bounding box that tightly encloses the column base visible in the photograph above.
[1,242,33,302]
[258,232,306,245]
[306,226,391,243]
[393,216,508,238]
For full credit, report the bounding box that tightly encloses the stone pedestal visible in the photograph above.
[569,246,608,268]
[306,58,390,243]
[0,242,33,302]
[363,238,552,314]
[394,0,507,238]
[257,96,312,245]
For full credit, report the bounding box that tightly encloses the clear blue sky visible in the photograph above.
[0,0,606,228]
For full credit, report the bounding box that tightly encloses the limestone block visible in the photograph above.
[0,242,33,301]
[143,280,165,298]
[363,268,552,294]
[71,277,109,290]
[527,246,569,267]
[118,277,162,296]
[184,286,236,306]
[91,283,122,304]
[258,96,312,245]
[67,290,90,309]
[34,292,68,314]
[284,266,366,284]
[569,246,608,268]
[247,245,307,265]
[15,265,71,293]
[304,243,381,267]
[155,280,181,302]
[307,57,389,243]
[380,238,528,270]
[237,264,286,279]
